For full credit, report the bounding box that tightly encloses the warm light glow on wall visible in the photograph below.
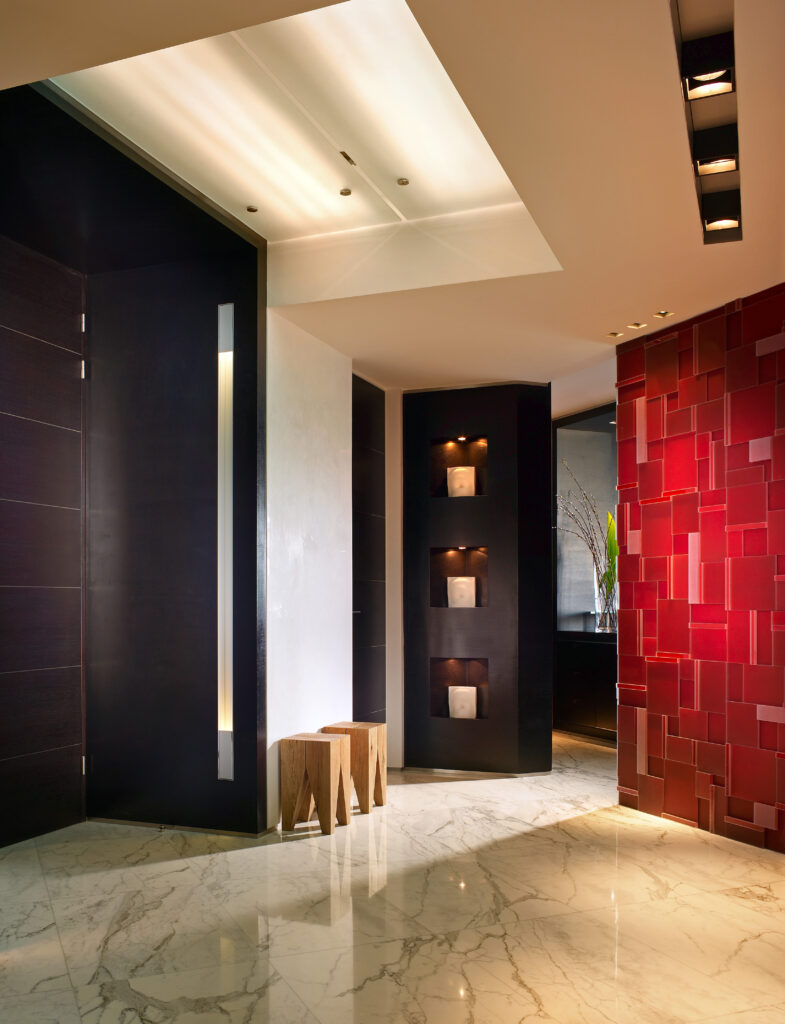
[217,303,234,781]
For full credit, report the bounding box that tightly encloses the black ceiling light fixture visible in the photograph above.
[693,123,738,176]
[681,31,735,100]
[702,188,741,232]
[671,3,741,245]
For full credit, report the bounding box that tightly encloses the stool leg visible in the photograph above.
[353,730,374,814]
[336,737,352,826]
[281,740,308,831]
[374,727,387,807]
[307,739,338,835]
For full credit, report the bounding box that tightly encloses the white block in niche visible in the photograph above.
[447,465,475,497]
[448,685,477,719]
[447,576,476,608]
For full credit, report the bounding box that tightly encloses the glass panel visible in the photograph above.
[555,407,617,632]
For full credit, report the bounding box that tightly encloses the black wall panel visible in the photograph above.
[86,250,264,834]
[0,234,84,847]
[404,384,552,774]
[352,376,386,724]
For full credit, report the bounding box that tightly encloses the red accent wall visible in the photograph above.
[616,283,785,851]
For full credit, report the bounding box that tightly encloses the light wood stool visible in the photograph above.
[322,722,387,813]
[280,732,352,835]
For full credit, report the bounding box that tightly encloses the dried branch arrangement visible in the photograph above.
[556,461,618,631]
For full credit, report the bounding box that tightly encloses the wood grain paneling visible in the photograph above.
[86,250,263,835]
[0,325,82,428]
[0,414,80,508]
[0,235,83,351]
[0,588,81,674]
[0,745,82,847]
[0,667,81,760]
[0,500,80,587]
[404,384,552,773]
[353,376,386,725]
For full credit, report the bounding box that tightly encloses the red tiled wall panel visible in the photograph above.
[616,284,785,852]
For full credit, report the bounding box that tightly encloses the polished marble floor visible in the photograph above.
[3,733,785,1022]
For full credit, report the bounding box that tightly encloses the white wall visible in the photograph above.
[551,355,616,419]
[385,389,404,768]
[266,311,353,828]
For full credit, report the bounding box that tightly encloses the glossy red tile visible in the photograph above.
[664,434,697,491]
[728,555,776,611]
[729,744,777,804]
[646,337,679,398]
[727,383,776,444]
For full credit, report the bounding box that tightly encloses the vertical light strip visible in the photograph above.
[217,303,234,781]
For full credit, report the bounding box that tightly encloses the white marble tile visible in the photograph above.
[36,822,196,900]
[1,735,785,1023]
[213,866,430,958]
[52,883,257,987]
[470,910,755,1023]
[0,840,48,901]
[698,1007,785,1024]
[605,889,785,1004]
[272,936,561,1023]
[0,989,81,1024]
[76,961,319,1024]
[0,894,70,998]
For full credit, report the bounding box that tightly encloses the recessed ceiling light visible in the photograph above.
[653,311,673,318]
[340,188,352,196]
[693,124,739,178]
[606,331,624,338]
[457,435,467,441]
[397,177,410,186]
[681,32,735,101]
[701,188,741,233]
[609,420,616,425]
[627,322,647,329]
[246,205,258,212]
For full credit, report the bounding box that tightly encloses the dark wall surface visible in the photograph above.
[86,250,263,834]
[352,376,386,723]
[404,384,553,774]
[0,234,84,846]
[0,84,266,843]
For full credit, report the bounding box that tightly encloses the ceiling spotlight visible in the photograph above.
[627,322,647,330]
[606,331,624,338]
[653,311,673,319]
[682,32,734,101]
[397,177,410,186]
[457,435,467,441]
[702,188,741,232]
[458,546,467,550]
[246,205,258,213]
[609,420,616,425]
[340,188,352,196]
[693,124,739,177]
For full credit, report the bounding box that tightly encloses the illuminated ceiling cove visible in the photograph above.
[54,0,560,301]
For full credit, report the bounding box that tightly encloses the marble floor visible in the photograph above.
[3,735,785,1023]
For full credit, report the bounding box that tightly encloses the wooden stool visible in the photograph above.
[280,733,351,835]
[322,723,387,813]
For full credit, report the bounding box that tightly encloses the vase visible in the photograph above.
[593,570,618,633]
[447,576,476,607]
[446,466,475,497]
[448,685,477,719]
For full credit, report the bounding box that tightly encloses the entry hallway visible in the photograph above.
[2,735,785,1023]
